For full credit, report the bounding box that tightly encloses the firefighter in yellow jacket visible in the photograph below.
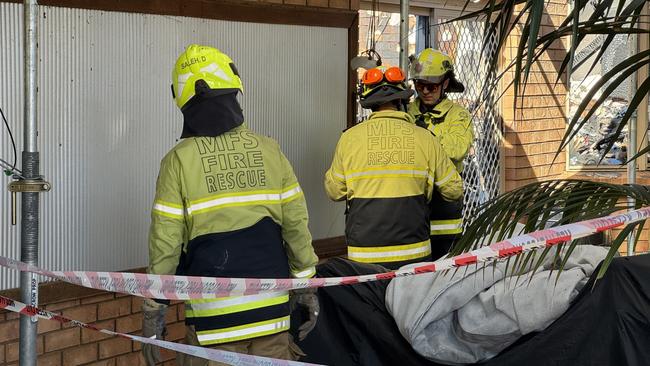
[408,49,474,259]
[324,66,463,270]
[141,45,319,366]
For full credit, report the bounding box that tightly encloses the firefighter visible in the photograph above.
[141,44,319,366]
[408,49,474,259]
[324,66,463,270]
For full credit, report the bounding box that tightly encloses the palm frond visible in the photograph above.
[453,180,650,280]
[460,0,649,165]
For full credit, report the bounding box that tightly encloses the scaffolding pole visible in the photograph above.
[19,0,40,365]
[399,0,409,70]
[627,32,638,257]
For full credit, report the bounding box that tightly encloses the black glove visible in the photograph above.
[141,299,167,366]
[290,288,319,341]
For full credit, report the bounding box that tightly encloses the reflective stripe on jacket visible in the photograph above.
[324,110,462,266]
[149,124,318,345]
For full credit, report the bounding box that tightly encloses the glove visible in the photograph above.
[290,288,319,341]
[141,299,168,366]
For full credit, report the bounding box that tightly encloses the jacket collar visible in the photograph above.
[409,98,454,118]
[367,110,416,124]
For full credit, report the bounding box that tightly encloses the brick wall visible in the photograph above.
[0,293,185,366]
[358,11,417,70]
[502,1,569,192]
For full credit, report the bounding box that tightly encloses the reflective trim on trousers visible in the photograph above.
[195,316,290,345]
[291,267,316,279]
[185,291,289,318]
[430,218,463,235]
[347,240,431,263]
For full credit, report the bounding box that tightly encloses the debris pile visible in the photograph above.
[569,76,628,166]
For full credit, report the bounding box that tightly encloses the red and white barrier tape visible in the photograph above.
[0,295,321,366]
[1,207,648,300]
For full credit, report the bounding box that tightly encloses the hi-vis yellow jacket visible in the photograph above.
[408,98,473,238]
[149,124,318,345]
[324,111,463,268]
[408,98,473,173]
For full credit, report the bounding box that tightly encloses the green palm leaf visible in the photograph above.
[453,180,650,280]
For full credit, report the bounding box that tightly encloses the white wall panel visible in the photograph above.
[0,3,347,290]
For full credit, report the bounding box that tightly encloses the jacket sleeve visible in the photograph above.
[428,137,463,202]
[279,148,319,278]
[148,152,187,275]
[324,139,347,201]
[438,107,474,163]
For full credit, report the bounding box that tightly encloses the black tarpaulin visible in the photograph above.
[292,255,650,366]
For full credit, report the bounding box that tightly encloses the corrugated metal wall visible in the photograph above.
[0,3,347,290]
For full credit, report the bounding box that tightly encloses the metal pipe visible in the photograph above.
[399,0,409,70]
[19,0,40,365]
[627,31,638,257]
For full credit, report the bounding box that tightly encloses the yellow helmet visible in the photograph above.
[409,48,464,93]
[171,44,243,110]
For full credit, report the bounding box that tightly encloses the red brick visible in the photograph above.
[350,0,359,9]
[283,0,306,4]
[5,338,43,361]
[98,298,131,320]
[6,342,17,363]
[5,336,43,362]
[116,314,142,334]
[44,327,80,352]
[62,343,98,365]
[165,321,186,342]
[177,303,185,321]
[6,311,19,320]
[329,0,349,8]
[99,337,132,358]
[62,304,97,327]
[85,360,116,366]
[38,318,61,334]
[164,305,178,323]
[81,293,115,304]
[115,352,145,366]
[0,319,19,343]
[37,351,62,366]
[306,0,328,6]
[131,296,144,314]
[133,338,142,351]
[82,319,115,343]
[160,346,176,361]
[46,299,81,311]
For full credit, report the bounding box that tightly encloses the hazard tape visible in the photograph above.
[0,207,648,300]
[0,294,321,366]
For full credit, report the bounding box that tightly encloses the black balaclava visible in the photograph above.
[180,92,244,138]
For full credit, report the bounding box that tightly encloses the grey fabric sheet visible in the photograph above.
[386,245,608,365]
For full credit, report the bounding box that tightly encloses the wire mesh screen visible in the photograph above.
[433,16,502,226]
